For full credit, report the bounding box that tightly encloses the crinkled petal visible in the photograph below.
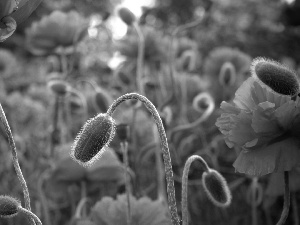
[275,100,299,130]
[233,138,300,176]
[233,77,256,111]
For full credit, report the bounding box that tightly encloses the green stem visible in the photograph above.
[276,171,290,225]
[106,93,180,225]
[19,207,42,225]
[121,141,132,225]
[0,104,31,211]
[133,22,145,95]
[181,155,209,225]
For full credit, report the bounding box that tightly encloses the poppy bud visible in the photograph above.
[0,195,20,218]
[251,58,299,96]
[192,92,214,113]
[202,169,232,207]
[219,62,236,86]
[48,79,69,96]
[94,91,111,112]
[71,113,116,167]
[116,123,130,142]
[118,7,136,26]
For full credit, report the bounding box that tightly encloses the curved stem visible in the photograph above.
[106,93,180,225]
[133,23,145,95]
[0,104,31,211]
[276,171,290,225]
[19,207,42,225]
[181,155,210,225]
[121,141,132,225]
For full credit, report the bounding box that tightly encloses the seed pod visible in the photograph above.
[0,195,20,218]
[219,62,236,86]
[118,7,136,26]
[251,57,299,96]
[116,123,130,142]
[71,113,116,167]
[202,169,232,207]
[48,79,69,96]
[192,92,214,113]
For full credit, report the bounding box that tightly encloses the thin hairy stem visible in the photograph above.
[251,177,258,225]
[133,22,145,95]
[181,155,210,225]
[276,171,290,225]
[19,207,42,225]
[0,104,31,211]
[121,141,132,225]
[50,96,60,155]
[107,93,180,225]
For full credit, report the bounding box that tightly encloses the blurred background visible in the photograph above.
[0,0,300,224]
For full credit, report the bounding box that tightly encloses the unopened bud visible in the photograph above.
[219,62,236,86]
[251,57,299,96]
[202,169,232,207]
[0,195,20,218]
[118,7,136,26]
[71,113,116,167]
[48,79,69,96]
[116,123,130,142]
[94,91,110,112]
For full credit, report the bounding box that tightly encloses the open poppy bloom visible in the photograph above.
[216,60,300,176]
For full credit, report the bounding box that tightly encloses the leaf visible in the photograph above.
[11,0,42,25]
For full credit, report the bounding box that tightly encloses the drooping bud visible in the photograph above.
[47,79,69,96]
[116,123,130,142]
[71,113,116,167]
[202,169,232,207]
[0,195,20,218]
[251,57,299,96]
[192,92,214,113]
[94,91,111,112]
[219,62,236,86]
[118,7,136,26]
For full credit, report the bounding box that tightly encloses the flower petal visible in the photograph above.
[233,138,300,176]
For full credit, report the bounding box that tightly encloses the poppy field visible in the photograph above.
[0,0,300,225]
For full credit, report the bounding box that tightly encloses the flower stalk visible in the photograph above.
[276,171,290,225]
[107,93,180,225]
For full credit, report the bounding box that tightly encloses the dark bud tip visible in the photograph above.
[252,58,300,96]
[118,7,136,26]
[116,123,130,142]
[0,195,20,218]
[202,169,232,207]
[48,79,69,96]
[71,113,116,167]
[219,62,236,86]
[94,91,110,112]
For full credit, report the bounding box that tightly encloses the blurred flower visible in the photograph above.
[216,75,300,176]
[26,10,88,55]
[0,48,17,78]
[90,195,171,225]
[203,47,252,104]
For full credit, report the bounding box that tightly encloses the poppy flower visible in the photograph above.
[25,10,88,55]
[0,0,42,42]
[216,59,300,176]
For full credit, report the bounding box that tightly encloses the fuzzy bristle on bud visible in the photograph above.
[116,123,130,142]
[219,62,236,86]
[118,7,136,26]
[251,58,300,96]
[202,169,232,207]
[71,113,116,167]
[0,196,20,218]
[192,92,213,113]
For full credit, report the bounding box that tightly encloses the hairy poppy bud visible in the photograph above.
[0,195,20,218]
[48,79,69,96]
[251,58,299,96]
[219,62,236,86]
[116,123,130,142]
[192,92,214,113]
[71,113,116,167]
[202,169,232,207]
[118,7,136,26]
